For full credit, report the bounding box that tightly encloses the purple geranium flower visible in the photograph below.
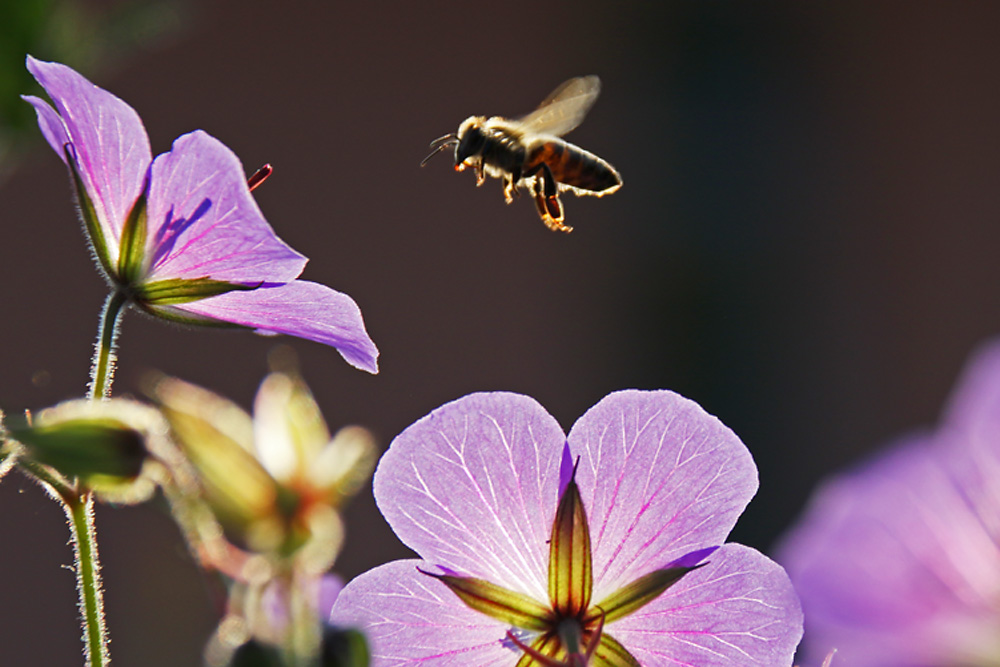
[778,340,1000,665]
[331,390,802,665]
[22,56,377,372]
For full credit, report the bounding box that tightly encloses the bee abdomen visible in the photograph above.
[526,141,621,194]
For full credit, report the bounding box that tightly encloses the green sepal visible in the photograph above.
[421,570,553,631]
[64,143,114,277]
[513,632,561,667]
[116,190,149,284]
[591,633,641,667]
[548,465,592,617]
[10,417,146,482]
[136,277,258,305]
[590,562,707,625]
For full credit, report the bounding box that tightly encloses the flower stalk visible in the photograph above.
[89,290,127,401]
[66,492,108,667]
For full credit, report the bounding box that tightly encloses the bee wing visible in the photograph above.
[516,76,601,137]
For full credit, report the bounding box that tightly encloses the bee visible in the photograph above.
[421,76,622,233]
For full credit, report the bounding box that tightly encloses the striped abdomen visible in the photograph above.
[524,139,622,194]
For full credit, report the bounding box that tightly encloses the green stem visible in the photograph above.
[59,287,128,665]
[65,492,108,667]
[89,290,128,401]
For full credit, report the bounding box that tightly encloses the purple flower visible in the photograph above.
[330,390,802,665]
[777,340,1000,665]
[22,56,377,372]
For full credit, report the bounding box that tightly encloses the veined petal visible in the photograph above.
[153,280,379,373]
[25,55,151,251]
[21,95,70,162]
[607,543,802,666]
[144,130,306,284]
[373,393,567,601]
[567,390,758,599]
[330,560,518,666]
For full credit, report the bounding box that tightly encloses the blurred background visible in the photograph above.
[2,1,1000,664]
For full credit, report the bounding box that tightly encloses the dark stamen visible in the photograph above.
[247,164,273,192]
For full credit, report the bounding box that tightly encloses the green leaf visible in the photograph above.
[421,570,552,631]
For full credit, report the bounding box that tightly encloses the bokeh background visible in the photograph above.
[2,1,1000,664]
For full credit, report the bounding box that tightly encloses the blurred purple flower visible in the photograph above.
[331,390,802,665]
[778,340,1000,665]
[22,56,377,372]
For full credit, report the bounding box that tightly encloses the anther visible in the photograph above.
[247,164,273,192]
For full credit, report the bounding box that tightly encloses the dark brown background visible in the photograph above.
[3,2,1000,664]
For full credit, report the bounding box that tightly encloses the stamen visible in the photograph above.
[247,164,273,192]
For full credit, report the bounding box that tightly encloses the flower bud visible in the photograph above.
[9,398,165,501]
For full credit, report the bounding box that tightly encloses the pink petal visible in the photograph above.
[145,130,306,283]
[567,390,758,599]
[159,280,378,373]
[330,560,516,667]
[608,543,802,666]
[26,56,151,249]
[21,95,70,163]
[373,393,567,601]
[778,436,1000,666]
[943,338,1000,446]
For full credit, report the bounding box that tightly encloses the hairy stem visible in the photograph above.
[65,492,108,667]
[89,290,127,401]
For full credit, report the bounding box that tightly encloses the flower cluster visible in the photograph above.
[3,55,810,667]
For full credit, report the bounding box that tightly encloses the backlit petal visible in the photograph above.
[144,130,305,283]
[373,393,567,601]
[567,390,757,599]
[330,560,517,666]
[778,435,1000,666]
[26,56,151,250]
[158,280,379,373]
[607,543,802,666]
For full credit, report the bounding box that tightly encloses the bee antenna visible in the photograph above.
[420,134,458,167]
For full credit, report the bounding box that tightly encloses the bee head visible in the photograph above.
[455,117,487,166]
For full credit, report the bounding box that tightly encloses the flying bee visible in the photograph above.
[421,76,622,233]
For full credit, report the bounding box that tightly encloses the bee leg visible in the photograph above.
[531,165,572,232]
[531,176,572,233]
[502,177,519,204]
[475,163,486,186]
